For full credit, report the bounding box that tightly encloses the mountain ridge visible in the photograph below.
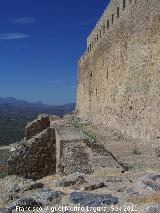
[0,97,75,146]
[0,97,75,117]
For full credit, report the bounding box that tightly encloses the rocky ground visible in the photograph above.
[0,114,159,213]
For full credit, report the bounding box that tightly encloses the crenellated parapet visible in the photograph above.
[79,0,138,64]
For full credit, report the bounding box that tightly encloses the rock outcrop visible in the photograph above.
[69,192,119,207]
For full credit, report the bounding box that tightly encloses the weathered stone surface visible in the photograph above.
[7,189,63,210]
[25,114,50,140]
[0,176,26,191]
[0,175,44,195]
[55,173,86,187]
[84,182,106,191]
[0,209,12,213]
[56,127,92,175]
[70,192,118,207]
[31,189,63,204]
[76,0,160,143]
[147,174,160,181]
[8,128,56,180]
[8,184,20,193]
[126,187,138,196]
[50,119,65,128]
[142,174,160,191]
[8,198,42,210]
[143,204,160,213]
[23,182,44,192]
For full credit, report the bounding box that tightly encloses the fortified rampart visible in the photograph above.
[8,115,93,179]
[76,0,160,142]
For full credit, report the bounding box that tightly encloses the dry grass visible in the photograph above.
[128,192,160,205]
[94,168,122,177]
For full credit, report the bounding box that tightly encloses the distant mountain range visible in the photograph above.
[0,97,75,146]
[0,97,76,117]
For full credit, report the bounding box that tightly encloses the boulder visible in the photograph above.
[32,189,64,204]
[7,189,63,210]
[8,198,42,210]
[142,174,160,191]
[143,203,160,213]
[70,192,118,207]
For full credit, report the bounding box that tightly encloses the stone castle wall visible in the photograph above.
[76,0,160,142]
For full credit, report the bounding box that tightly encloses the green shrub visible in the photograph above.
[123,163,135,171]
[0,149,10,161]
[0,166,8,179]
[132,146,142,155]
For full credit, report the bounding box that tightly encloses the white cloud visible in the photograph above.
[11,17,36,24]
[0,33,30,40]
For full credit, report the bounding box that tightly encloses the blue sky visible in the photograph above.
[0,0,109,105]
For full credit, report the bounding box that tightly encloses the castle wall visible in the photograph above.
[76,0,160,142]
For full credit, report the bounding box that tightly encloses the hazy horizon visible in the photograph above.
[0,96,75,106]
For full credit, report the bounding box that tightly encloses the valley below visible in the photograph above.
[0,97,75,146]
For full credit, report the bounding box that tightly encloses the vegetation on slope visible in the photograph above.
[0,115,34,146]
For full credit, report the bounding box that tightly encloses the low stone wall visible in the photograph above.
[8,128,56,180]
[8,117,93,180]
[25,114,50,140]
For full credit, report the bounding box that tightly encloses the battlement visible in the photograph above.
[79,0,137,63]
